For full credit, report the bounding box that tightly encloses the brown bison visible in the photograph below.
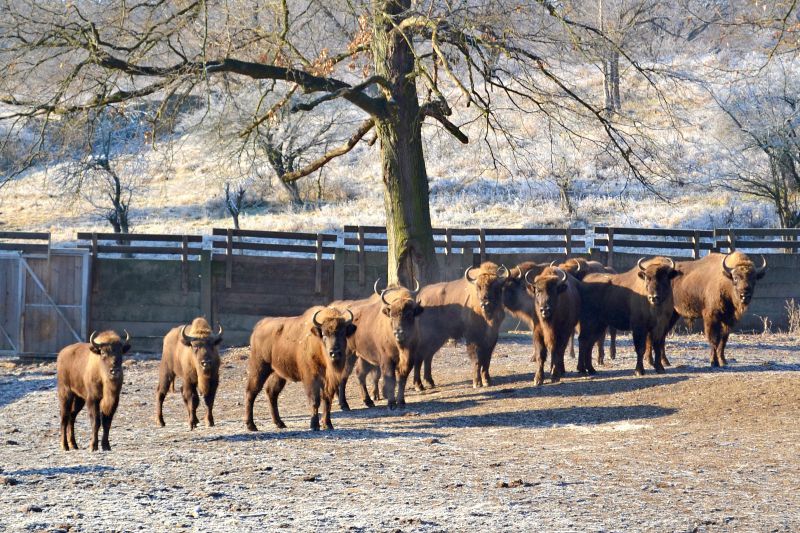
[155,318,223,429]
[57,330,130,451]
[559,258,617,364]
[648,252,767,368]
[577,257,681,376]
[413,262,508,389]
[244,306,356,431]
[526,266,581,385]
[336,281,424,410]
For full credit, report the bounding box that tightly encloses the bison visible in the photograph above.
[577,257,681,376]
[413,262,508,389]
[57,330,130,451]
[647,252,767,368]
[559,258,617,364]
[336,281,424,410]
[244,306,356,431]
[155,318,223,429]
[526,266,581,385]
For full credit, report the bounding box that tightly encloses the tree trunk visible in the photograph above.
[280,178,303,206]
[372,0,439,286]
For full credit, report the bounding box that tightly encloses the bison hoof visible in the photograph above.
[310,416,320,431]
[397,399,406,409]
[90,443,99,452]
[339,401,351,412]
[586,367,597,376]
[61,443,70,452]
[654,366,666,374]
[101,442,111,452]
[387,401,397,410]
[533,375,543,387]
[207,419,215,428]
[718,359,728,367]
[414,383,425,392]
[424,380,436,389]
[246,421,259,432]
[156,418,165,428]
[634,367,645,377]
[710,359,720,368]
[550,375,561,384]
[275,420,287,429]
[325,422,334,430]
[364,398,375,408]
[661,357,671,367]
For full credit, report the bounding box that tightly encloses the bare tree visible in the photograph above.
[224,181,247,230]
[0,0,683,284]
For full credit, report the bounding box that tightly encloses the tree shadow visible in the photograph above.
[8,465,115,476]
[406,404,677,430]
[676,362,800,374]
[201,427,442,443]
[0,376,55,408]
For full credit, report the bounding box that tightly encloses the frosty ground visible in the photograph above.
[1,333,799,532]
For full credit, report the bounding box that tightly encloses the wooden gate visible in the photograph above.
[0,249,90,357]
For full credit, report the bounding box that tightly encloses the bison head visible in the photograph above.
[375,279,424,347]
[722,252,767,306]
[526,267,569,321]
[637,257,681,306]
[89,330,130,380]
[180,318,223,374]
[310,307,356,362]
[466,262,508,318]
[502,262,546,316]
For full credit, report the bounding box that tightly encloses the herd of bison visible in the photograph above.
[55,251,767,452]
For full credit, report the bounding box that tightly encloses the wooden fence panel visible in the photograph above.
[0,254,22,354]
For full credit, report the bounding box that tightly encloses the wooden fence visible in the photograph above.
[2,226,800,355]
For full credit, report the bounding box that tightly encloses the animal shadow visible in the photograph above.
[201,427,442,443]
[8,465,115,477]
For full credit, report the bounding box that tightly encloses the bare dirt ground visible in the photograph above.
[1,333,799,533]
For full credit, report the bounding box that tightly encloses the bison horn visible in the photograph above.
[181,325,195,344]
[722,253,734,275]
[89,330,100,348]
[216,324,223,338]
[524,268,535,286]
[556,268,567,285]
[344,309,354,324]
[573,259,582,273]
[123,329,130,344]
[373,278,384,296]
[497,265,509,280]
[757,254,767,274]
[464,267,477,284]
[637,257,648,271]
[312,310,323,328]
[549,260,557,268]
[381,287,399,306]
[411,277,420,293]
[666,257,675,270]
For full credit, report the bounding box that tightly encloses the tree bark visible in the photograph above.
[372,0,439,286]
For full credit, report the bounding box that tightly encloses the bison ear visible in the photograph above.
[310,325,323,338]
[122,343,131,354]
[180,337,192,347]
[756,269,766,280]
[413,305,424,316]
[722,269,733,280]
[669,269,682,279]
[213,337,223,346]
[381,307,391,317]
[345,323,357,337]
[637,271,647,280]
[89,345,101,355]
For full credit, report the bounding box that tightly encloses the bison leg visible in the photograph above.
[608,327,617,360]
[577,327,598,375]
[155,371,174,428]
[87,399,101,452]
[412,355,425,392]
[182,383,200,430]
[337,352,357,412]
[244,359,270,431]
[718,332,730,367]
[59,390,74,451]
[100,413,114,451]
[650,336,666,375]
[203,378,219,428]
[369,365,382,401]
[568,330,576,359]
[265,374,287,429]
[304,380,322,431]
[355,359,376,408]
[381,359,399,410]
[321,395,334,430]
[466,343,482,388]
[533,331,547,387]
[423,352,436,389]
[632,330,647,376]
[68,396,84,450]
[704,316,723,368]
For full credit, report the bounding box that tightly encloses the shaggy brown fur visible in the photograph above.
[155,317,223,429]
[577,258,681,376]
[244,306,356,431]
[414,262,507,389]
[527,267,581,386]
[335,284,424,410]
[647,252,766,367]
[56,330,130,451]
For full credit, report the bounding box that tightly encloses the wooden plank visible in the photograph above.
[478,239,588,249]
[0,243,49,253]
[200,250,213,324]
[343,225,387,233]
[714,240,800,249]
[0,231,50,240]
[483,228,586,236]
[209,241,337,254]
[595,227,714,238]
[212,228,337,241]
[77,244,204,255]
[594,238,712,250]
[76,232,203,242]
[714,228,800,237]
[226,229,233,289]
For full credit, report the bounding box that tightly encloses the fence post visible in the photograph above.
[181,235,189,293]
[357,226,366,287]
[728,229,736,252]
[333,247,345,300]
[692,230,700,259]
[479,229,486,264]
[315,233,323,295]
[445,228,453,265]
[607,228,615,268]
[90,233,99,295]
[564,229,572,257]
[225,229,233,289]
[200,249,212,323]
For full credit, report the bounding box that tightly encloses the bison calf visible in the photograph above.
[57,330,130,451]
[155,318,223,430]
[245,306,356,431]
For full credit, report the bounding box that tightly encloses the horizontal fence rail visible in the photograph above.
[76,232,204,258]
[714,228,800,253]
[0,231,51,255]
[593,227,716,267]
